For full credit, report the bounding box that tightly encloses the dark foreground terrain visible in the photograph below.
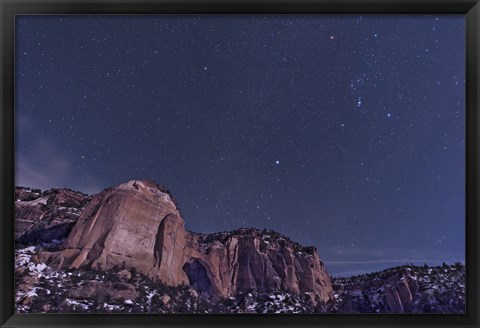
[15,241,465,314]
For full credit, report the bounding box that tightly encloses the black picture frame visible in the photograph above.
[1,0,479,327]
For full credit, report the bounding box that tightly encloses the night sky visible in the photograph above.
[15,15,465,276]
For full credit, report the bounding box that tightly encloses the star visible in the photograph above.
[357,97,362,107]
[275,160,280,165]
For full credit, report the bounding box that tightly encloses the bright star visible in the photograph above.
[357,97,362,107]
[387,113,392,117]
[275,160,280,165]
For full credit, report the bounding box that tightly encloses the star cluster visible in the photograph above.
[16,15,465,276]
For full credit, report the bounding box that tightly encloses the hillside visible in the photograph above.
[331,263,465,313]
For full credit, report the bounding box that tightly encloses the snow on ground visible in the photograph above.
[66,298,91,310]
[19,196,48,206]
[103,303,123,311]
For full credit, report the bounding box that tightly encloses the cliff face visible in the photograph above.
[42,180,333,303]
[187,229,333,303]
[53,180,188,288]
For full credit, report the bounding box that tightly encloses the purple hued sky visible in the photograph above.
[15,15,465,276]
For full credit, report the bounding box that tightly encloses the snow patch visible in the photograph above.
[21,196,48,206]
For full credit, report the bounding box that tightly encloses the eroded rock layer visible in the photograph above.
[15,187,91,245]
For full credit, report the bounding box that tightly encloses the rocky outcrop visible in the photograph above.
[67,281,138,303]
[384,275,417,313]
[186,229,333,303]
[55,180,188,288]
[42,180,333,303]
[15,187,91,245]
[329,264,466,313]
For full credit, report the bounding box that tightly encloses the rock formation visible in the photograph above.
[38,180,333,303]
[15,187,91,245]
[384,275,417,313]
[187,229,333,303]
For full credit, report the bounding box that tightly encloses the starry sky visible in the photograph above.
[15,15,465,276]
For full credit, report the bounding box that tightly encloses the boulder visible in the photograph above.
[160,295,171,305]
[115,270,132,283]
[67,280,138,302]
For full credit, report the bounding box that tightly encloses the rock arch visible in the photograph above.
[183,259,213,296]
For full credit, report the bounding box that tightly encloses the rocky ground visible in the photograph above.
[15,241,465,313]
[15,241,325,314]
[331,263,465,313]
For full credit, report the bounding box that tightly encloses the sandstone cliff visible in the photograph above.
[41,180,333,303]
[188,229,333,303]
